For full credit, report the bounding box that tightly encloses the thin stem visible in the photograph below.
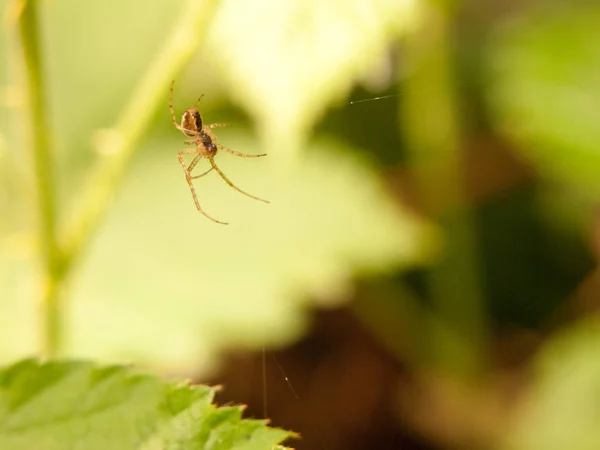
[13,0,218,356]
[17,0,62,357]
[262,347,268,418]
[60,0,218,272]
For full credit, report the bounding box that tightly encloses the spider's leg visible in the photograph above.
[194,94,205,109]
[217,143,267,158]
[187,148,216,178]
[169,81,201,136]
[191,167,213,179]
[208,158,269,204]
[208,123,229,129]
[186,154,202,173]
[178,148,228,225]
[168,81,181,130]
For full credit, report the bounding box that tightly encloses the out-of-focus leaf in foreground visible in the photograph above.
[0,359,295,450]
[205,0,418,146]
[59,132,432,369]
[504,319,600,450]
[487,3,600,195]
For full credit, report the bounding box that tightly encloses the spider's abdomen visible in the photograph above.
[181,108,203,136]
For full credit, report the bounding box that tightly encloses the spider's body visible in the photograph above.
[199,130,217,155]
[181,108,203,135]
[169,81,268,225]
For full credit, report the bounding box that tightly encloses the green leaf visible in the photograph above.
[504,318,600,450]
[205,0,418,145]
[487,3,600,195]
[0,358,295,450]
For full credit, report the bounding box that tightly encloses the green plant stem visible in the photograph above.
[16,0,217,357]
[400,2,488,379]
[59,0,218,275]
[17,0,61,357]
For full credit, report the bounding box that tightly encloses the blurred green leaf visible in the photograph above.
[504,318,600,450]
[205,0,418,146]
[56,132,431,370]
[0,358,295,450]
[45,0,180,152]
[487,3,600,195]
[0,0,433,371]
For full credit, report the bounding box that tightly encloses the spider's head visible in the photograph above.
[181,108,202,136]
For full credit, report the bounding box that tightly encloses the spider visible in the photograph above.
[169,80,268,225]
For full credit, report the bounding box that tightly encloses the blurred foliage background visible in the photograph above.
[2,0,600,449]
